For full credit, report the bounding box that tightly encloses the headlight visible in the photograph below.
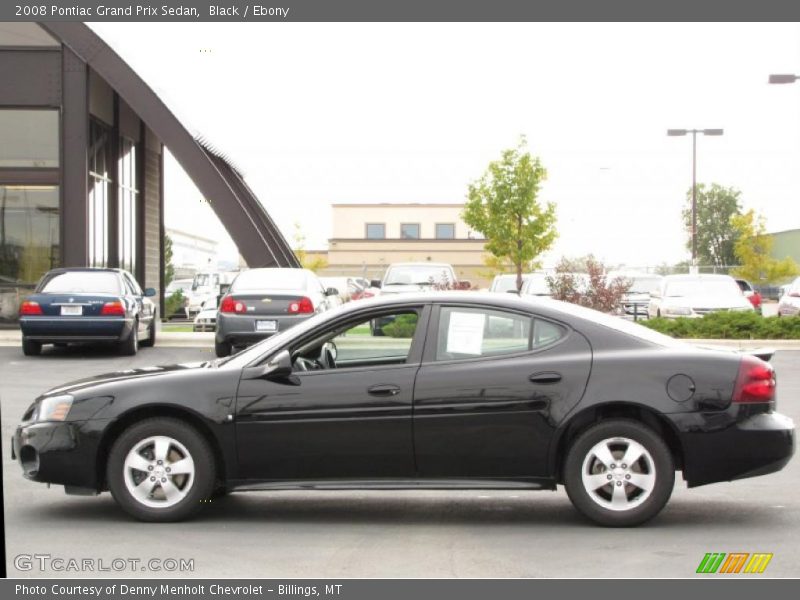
[664,306,692,316]
[33,394,74,422]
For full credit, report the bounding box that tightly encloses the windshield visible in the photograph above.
[231,269,308,292]
[192,274,213,290]
[216,309,334,368]
[492,275,526,293]
[384,265,453,286]
[626,276,662,294]
[664,278,741,297]
[523,275,551,295]
[40,271,121,295]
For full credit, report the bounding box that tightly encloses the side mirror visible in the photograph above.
[242,349,294,381]
[370,279,382,289]
[144,288,157,297]
[325,287,339,297]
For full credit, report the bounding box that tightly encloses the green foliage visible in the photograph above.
[462,136,557,292]
[642,311,800,339]
[292,222,328,272]
[682,183,742,267]
[165,290,185,319]
[547,256,631,313]
[164,234,175,287]
[731,210,799,284]
[381,313,418,338]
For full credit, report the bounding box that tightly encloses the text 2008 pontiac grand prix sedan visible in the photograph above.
[12,292,795,526]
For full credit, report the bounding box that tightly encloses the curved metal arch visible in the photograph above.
[41,22,299,268]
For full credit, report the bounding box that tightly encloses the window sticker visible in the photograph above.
[446,311,485,355]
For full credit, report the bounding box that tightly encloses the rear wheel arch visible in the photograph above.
[551,402,684,484]
[96,405,226,492]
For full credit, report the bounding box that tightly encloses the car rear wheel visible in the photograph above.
[214,339,231,358]
[140,319,156,348]
[107,417,216,522]
[564,419,674,527]
[119,322,138,356]
[21,337,41,356]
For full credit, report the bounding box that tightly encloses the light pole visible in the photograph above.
[667,128,724,273]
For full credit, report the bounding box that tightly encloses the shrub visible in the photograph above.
[165,290,186,319]
[381,313,418,338]
[546,256,631,313]
[641,312,800,339]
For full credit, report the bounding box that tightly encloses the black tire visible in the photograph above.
[563,419,674,527]
[119,322,138,356]
[22,337,41,356]
[140,318,156,348]
[106,417,217,522]
[214,339,231,358]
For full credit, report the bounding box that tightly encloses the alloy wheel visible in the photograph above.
[123,435,195,508]
[581,436,656,512]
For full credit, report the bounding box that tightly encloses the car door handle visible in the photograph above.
[529,372,562,384]
[368,384,401,396]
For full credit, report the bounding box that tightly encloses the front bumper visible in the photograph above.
[19,316,131,343]
[679,411,795,487]
[12,419,106,490]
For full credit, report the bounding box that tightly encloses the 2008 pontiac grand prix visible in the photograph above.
[12,292,795,526]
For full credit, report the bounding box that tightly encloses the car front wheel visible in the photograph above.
[564,419,674,527]
[107,417,216,522]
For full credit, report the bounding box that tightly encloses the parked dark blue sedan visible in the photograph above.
[19,268,157,356]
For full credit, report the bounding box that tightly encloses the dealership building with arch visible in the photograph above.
[0,22,298,325]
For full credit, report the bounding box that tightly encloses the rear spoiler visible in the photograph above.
[741,347,776,362]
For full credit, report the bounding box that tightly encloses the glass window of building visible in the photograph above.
[400,223,420,239]
[0,185,60,324]
[0,110,59,168]
[88,119,112,268]
[365,223,385,239]
[118,137,139,275]
[435,223,455,239]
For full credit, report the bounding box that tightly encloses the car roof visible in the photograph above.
[44,267,124,275]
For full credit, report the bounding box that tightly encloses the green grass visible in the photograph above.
[160,323,195,333]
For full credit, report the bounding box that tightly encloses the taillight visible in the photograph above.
[732,355,776,404]
[100,301,126,316]
[19,300,43,316]
[288,297,314,314]
[219,296,247,314]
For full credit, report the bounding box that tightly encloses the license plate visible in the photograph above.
[256,320,277,332]
[61,305,82,316]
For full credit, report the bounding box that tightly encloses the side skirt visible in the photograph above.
[227,478,557,492]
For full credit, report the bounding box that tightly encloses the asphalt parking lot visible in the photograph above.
[1,344,798,578]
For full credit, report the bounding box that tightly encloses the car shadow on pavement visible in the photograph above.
[26,491,790,530]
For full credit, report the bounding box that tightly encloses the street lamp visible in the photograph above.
[667,128,724,273]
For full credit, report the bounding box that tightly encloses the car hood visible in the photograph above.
[42,361,211,397]
[663,295,752,309]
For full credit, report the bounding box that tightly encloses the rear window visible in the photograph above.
[40,271,121,295]
[232,269,308,292]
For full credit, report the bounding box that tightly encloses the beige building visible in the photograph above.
[313,203,492,287]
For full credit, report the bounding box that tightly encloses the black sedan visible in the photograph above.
[12,292,794,526]
[18,267,157,356]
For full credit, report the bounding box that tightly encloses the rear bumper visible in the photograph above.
[19,317,131,343]
[216,313,312,347]
[678,411,795,487]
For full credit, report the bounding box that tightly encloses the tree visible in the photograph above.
[292,222,328,272]
[730,210,799,283]
[682,183,742,267]
[164,233,175,287]
[546,256,631,313]
[462,137,557,292]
